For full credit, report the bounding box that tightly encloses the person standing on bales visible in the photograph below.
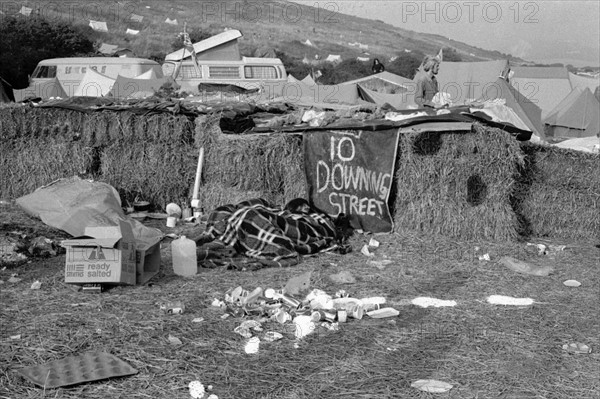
[413,50,443,108]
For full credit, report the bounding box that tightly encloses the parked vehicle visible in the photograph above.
[29,57,164,96]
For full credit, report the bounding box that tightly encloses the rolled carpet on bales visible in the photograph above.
[393,123,525,242]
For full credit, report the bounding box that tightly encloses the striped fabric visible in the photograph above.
[195,199,341,270]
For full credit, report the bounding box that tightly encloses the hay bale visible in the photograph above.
[514,143,600,240]
[393,124,524,241]
[194,115,306,207]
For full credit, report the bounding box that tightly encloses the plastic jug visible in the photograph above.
[171,236,197,277]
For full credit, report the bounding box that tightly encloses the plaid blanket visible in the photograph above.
[195,199,344,270]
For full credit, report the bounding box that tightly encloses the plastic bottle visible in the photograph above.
[171,236,197,277]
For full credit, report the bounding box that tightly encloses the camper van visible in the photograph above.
[161,56,288,95]
[29,57,164,96]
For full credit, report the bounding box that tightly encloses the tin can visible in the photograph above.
[82,284,102,293]
[311,309,337,322]
[337,310,347,323]
[160,301,185,314]
[279,294,302,309]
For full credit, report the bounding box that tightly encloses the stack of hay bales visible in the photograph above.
[193,114,306,211]
[0,107,91,199]
[0,106,196,208]
[514,143,600,240]
[393,124,525,242]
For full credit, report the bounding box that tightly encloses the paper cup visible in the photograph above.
[166,216,177,228]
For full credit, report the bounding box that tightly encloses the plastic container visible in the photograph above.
[171,236,197,277]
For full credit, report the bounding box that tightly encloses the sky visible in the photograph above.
[299,1,600,67]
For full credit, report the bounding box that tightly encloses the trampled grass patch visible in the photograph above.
[0,203,598,398]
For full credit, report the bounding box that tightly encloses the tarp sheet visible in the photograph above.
[15,177,163,251]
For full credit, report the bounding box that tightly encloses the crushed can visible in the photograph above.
[160,301,185,314]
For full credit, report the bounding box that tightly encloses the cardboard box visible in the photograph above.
[135,238,161,285]
[62,221,137,285]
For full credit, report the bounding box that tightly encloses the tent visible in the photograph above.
[107,75,169,99]
[477,77,544,140]
[553,136,600,153]
[436,60,509,105]
[301,75,316,85]
[510,66,573,119]
[568,72,599,93]
[1,76,14,103]
[357,85,416,110]
[13,78,68,102]
[544,87,600,139]
[73,68,116,97]
[270,76,360,107]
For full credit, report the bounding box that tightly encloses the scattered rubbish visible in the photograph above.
[263,331,283,342]
[360,244,374,257]
[166,216,177,228]
[212,298,226,308]
[478,253,491,261]
[28,236,57,257]
[168,335,183,345]
[166,203,182,218]
[10,334,21,340]
[329,271,356,284]
[498,256,554,276]
[273,308,292,324]
[244,337,260,354]
[411,379,453,393]
[486,295,534,306]
[160,301,185,314]
[82,284,103,294]
[562,342,592,354]
[16,351,138,389]
[234,320,263,338]
[411,297,457,308]
[368,237,380,248]
[360,297,386,311]
[30,280,42,290]
[527,242,547,255]
[189,381,205,399]
[367,259,393,269]
[220,314,229,320]
[366,307,399,318]
[192,317,205,323]
[293,315,316,339]
[563,280,581,287]
[284,271,312,296]
[171,236,197,277]
[548,244,566,253]
[8,275,22,283]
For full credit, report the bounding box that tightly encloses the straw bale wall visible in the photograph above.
[193,114,306,211]
[513,143,599,240]
[1,104,597,241]
[393,124,525,242]
[0,106,196,208]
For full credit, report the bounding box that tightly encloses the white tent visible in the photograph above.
[73,68,115,97]
[165,18,178,25]
[325,54,342,63]
[126,28,139,35]
[554,136,600,153]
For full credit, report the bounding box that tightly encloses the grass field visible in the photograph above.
[1,201,599,398]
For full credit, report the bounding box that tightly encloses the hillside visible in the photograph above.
[16,0,526,66]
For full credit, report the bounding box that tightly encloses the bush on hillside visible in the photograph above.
[387,51,425,79]
[0,16,94,88]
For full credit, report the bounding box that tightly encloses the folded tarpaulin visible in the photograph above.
[15,176,163,251]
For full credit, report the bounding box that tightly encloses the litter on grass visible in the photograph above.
[486,295,535,306]
[411,297,457,308]
[189,381,205,399]
[244,337,260,354]
[411,379,453,393]
[30,280,41,289]
[562,342,592,354]
[563,280,581,287]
